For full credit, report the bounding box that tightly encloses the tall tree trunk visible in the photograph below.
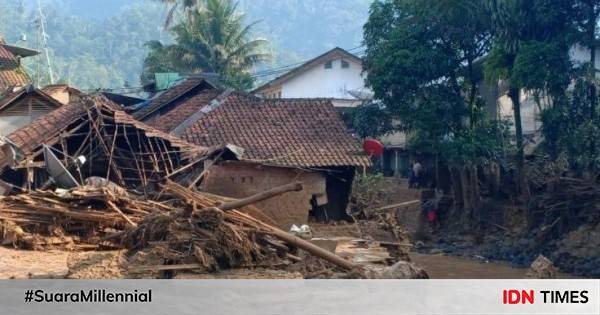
[451,166,464,210]
[508,86,525,199]
[589,8,597,118]
[587,8,598,175]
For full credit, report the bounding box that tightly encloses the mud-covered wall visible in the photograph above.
[201,161,327,229]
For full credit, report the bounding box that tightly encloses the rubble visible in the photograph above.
[526,255,558,279]
[0,94,422,279]
[0,185,161,249]
[0,178,372,278]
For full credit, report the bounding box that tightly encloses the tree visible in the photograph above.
[484,0,574,198]
[142,0,269,90]
[158,0,203,27]
[363,0,506,217]
[573,0,600,117]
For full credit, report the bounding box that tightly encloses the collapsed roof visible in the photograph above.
[0,94,238,193]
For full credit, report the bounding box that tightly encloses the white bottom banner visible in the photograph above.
[0,280,598,315]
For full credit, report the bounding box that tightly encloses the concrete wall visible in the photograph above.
[497,92,540,135]
[570,44,600,73]
[201,162,328,229]
[280,58,370,100]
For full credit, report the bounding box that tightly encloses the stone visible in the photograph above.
[380,261,429,279]
[526,255,558,279]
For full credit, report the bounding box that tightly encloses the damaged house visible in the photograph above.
[0,93,237,196]
[135,77,371,228]
[0,84,64,136]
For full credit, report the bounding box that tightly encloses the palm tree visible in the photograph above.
[158,0,203,28]
[143,0,269,90]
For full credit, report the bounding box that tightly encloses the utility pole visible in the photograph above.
[36,0,55,84]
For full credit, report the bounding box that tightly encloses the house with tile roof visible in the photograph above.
[0,36,38,93]
[135,78,370,228]
[254,47,410,178]
[253,47,373,108]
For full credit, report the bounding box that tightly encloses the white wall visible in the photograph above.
[569,44,600,72]
[497,93,539,135]
[492,44,600,136]
[280,59,371,100]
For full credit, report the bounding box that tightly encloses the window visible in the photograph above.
[324,61,333,69]
[341,59,349,69]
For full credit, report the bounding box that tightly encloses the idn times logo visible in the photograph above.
[502,289,589,304]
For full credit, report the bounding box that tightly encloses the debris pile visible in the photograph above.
[0,183,157,249]
[0,95,423,279]
[1,177,390,278]
[123,181,292,275]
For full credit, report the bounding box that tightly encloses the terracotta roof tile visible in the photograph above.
[134,77,210,120]
[146,89,220,133]
[180,93,371,168]
[0,68,28,90]
[0,44,15,61]
[0,43,29,91]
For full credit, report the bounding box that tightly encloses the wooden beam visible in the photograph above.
[217,182,303,211]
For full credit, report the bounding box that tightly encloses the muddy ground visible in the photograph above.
[416,225,599,278]
[354,176,594,278]
[2,176,593,279]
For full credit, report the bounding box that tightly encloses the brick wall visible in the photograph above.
[201,162,327,229]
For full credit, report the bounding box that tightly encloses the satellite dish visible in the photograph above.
[362,139,384,157]
[43,145,79,189]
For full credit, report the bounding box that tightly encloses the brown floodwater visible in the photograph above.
[410,252,576,279]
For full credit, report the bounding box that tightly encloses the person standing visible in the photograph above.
[412,160,422,188]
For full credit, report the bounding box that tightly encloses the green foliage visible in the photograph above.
[142,0,269,90]
[363,0,501,166]
[511,41,571,93]
[344,103,392,138]
[484,0,574,96]
[541,78,600,170]
[440,120,513,165]
[0,0,168,90]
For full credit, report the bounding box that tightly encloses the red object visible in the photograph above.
[427,211,437,222]
[362,139,384,157]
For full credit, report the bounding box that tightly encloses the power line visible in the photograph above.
[82,44,367,93]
